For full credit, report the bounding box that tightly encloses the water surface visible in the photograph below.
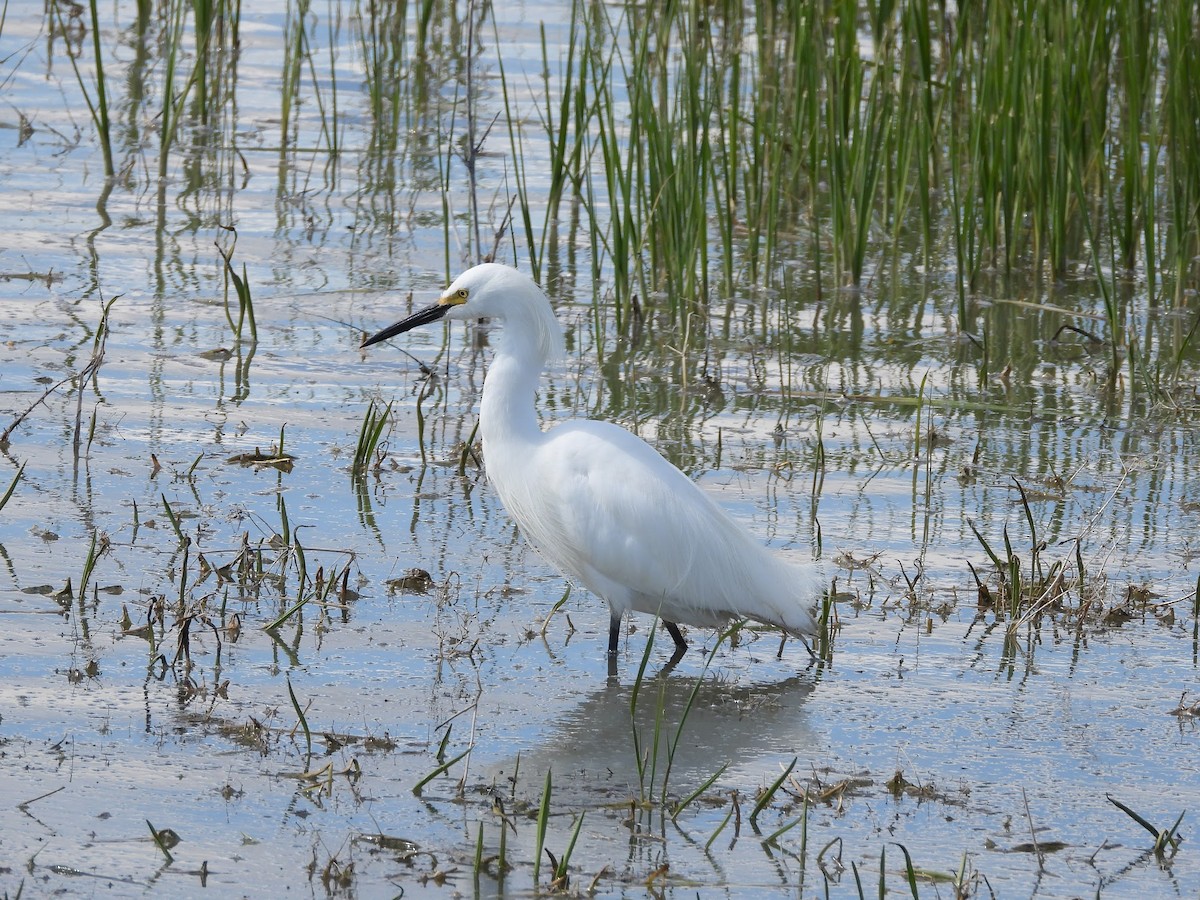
[1,1,1197,897]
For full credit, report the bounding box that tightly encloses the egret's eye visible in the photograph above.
[457,289,468,300]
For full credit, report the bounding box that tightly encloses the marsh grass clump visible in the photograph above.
[36,0,1200,343]
[966,511,1085,631]
[114,485,359,692]
[352,398,393,481]
[36,0,1200,403]
[216,235,257,344]
[627,620,745,811]
[494,0,1200,396]
[961,475,1177,647]
[1106,794,1185,858]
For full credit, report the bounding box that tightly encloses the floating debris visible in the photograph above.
[387,568,434,594]
[226,448,296,472]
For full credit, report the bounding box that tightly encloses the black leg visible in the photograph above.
[608,612,621,656]
[664,620,687,652]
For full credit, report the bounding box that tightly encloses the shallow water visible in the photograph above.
[2,1,1199,897]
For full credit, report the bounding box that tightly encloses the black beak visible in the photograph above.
[360,303,451,349]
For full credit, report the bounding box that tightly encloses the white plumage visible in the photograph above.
[362,263,826,665]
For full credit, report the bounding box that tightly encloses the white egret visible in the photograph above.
[361,264,826,666]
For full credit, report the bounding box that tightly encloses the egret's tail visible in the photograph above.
[754,559,826,638]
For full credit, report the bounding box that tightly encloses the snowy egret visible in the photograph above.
[361,264,826,666]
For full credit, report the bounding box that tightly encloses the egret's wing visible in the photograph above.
[509,420,758,609]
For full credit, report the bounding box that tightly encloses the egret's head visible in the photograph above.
[361,264,562,361]
[436,263,531,322]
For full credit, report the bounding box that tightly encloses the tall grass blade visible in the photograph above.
[672,762,728,819]
[892,842,921,898]
[161,494,185,545]
[748,756,797,832]
[0,462,24,512]
[411,748,471,796]
[1106,793,1184,854]
[533,769,552,884]
[78,530,99,601]
[286,674,312,757]
[146,820,175,862]
[554,811,584,880]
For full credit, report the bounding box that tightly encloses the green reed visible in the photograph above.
[87,0,113,177]
[37,0,1200,339]
[506,0,1200,373]
[286,674,313,757]
[352,398,392,480]
[1106,793,1185,857]
[161,493,186,545]
[638,0,714,307]
[893,0,936,269]
[1071,153,1122,376]
[628,619,744,810]
[157,0,186,179]
[1164,0,1200,309]
[411,746,471,796]
[499,5,588,283]
[190,0,213,119]
[583,3,640,322]
[358,0,399,158]
[152,0,239,180]
[280,0,309,152]
[50,0,113,178]
[78,529,100,602]
[0,462,23,512]
[826,0,892,287]
[216,239,257,343]
[552,810,585,886]
[270,0,343,167]
[356,0,425,218]
[748,756,797,833]
[1114,1,1158,280]
[145,820,175,863]
[532,769,551,884]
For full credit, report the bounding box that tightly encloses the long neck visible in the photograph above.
[478,324,548,451]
